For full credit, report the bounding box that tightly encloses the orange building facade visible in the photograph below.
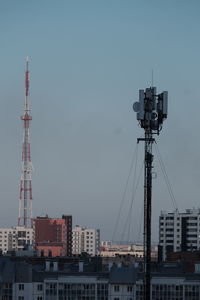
[33,215,72,257]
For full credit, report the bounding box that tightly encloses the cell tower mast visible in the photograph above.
[133,87,168,300]
[18,57,33,228]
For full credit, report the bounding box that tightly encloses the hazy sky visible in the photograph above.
[0,0,200,242]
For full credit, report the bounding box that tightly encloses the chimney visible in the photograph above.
[53,262,58,272]
[45,261,50,271]
[79,261,84,272]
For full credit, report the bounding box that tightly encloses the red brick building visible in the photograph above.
[33,215,72,257]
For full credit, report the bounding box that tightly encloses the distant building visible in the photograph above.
[72,225,100,256]
[159,208,200,261]
[101,240,112,248]
[0,226,34,253]
[101,242,131,252]
[100,242,157,260]
[33,215,72,257]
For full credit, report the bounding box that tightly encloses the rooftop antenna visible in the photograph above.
[133,87,168,300]
[151,69,154,88]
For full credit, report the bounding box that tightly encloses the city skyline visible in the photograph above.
[0,1,200,241]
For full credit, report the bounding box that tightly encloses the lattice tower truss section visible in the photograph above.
[18,58,33,228]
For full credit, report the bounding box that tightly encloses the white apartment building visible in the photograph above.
[72,225,100,256]
[159,208,200,260]
[101,240,112,248]
[0,226,34,254]
[100,242,157,259]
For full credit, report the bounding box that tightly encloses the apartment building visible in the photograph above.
[72,225,100,256]
[1,255,200,300]
[0,256,108,299]
[0,226,34,253]
[159,208,200,260]
[33,215,72,257]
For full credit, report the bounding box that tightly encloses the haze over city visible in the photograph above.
[0,0,200,242]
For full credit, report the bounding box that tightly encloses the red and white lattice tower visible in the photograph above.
[18,57,33,228]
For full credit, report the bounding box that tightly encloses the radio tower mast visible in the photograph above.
[133,87,168,300]
[18,57,33,228]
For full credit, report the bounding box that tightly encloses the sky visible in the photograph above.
[0,0,200,242]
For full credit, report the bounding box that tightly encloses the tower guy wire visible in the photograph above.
[121,160,143,243]
[154,142,178,211]
[112,142,139,243]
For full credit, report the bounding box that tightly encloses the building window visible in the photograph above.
[188,223,197,226]
[18,297,24,300]
[166,240,173,243]
[114,285,120,292]
[37,297,43,300]
[37,284,43,291]
[188,228,197,232]
[18,284,24,291]
[127,285,133,292]
[45,282,57,296]
[187,234,197,238]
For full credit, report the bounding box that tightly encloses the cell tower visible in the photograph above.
[133,87,168,300]
[18,57,33,228]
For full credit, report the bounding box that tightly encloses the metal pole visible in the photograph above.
[144,130,154,300]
